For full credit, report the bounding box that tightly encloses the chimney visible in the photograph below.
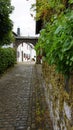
[17,27,20,36]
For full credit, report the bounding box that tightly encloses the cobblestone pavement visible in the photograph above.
[0,62,53,130]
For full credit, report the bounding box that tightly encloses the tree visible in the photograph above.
[0,0,14,46]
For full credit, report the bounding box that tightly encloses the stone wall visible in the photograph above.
[42,62,73,130]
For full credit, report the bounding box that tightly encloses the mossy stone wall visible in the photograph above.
[42,62,73,130]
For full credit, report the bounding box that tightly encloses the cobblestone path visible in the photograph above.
[0,62,53,130]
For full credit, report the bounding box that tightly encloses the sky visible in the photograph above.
[10,0,36,36]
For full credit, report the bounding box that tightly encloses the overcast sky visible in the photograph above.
[10,0,36,36]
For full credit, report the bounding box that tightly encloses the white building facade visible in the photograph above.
[17,42,36,62]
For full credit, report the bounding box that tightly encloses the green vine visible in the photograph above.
[35,10,73,77]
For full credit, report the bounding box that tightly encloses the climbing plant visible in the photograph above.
[31,0,71,25]
[46,11,73,76]
[35,0,73,78]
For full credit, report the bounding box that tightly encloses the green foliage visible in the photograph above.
[31,0,51,23]
[36,10,73,76]
[0,0,14,46]
[32,0,69,25]
[69,0,73,4]
[0,48,16,74]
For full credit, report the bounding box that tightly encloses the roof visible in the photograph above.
[13,32,18,37]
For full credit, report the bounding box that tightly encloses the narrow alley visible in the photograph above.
[0,62,53,130]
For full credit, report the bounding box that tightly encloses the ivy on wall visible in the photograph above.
[35,10,73,78]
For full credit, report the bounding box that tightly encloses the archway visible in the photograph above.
[13,36,40,63]
[14,36,38,48]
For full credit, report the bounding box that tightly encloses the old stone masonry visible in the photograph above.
[0,62,53,130]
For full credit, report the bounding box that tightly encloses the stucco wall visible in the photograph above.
[42,62,73,130]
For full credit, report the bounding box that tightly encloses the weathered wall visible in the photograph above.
[42,62,73,130]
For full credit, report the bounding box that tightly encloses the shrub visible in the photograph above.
[0,47,16,74]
